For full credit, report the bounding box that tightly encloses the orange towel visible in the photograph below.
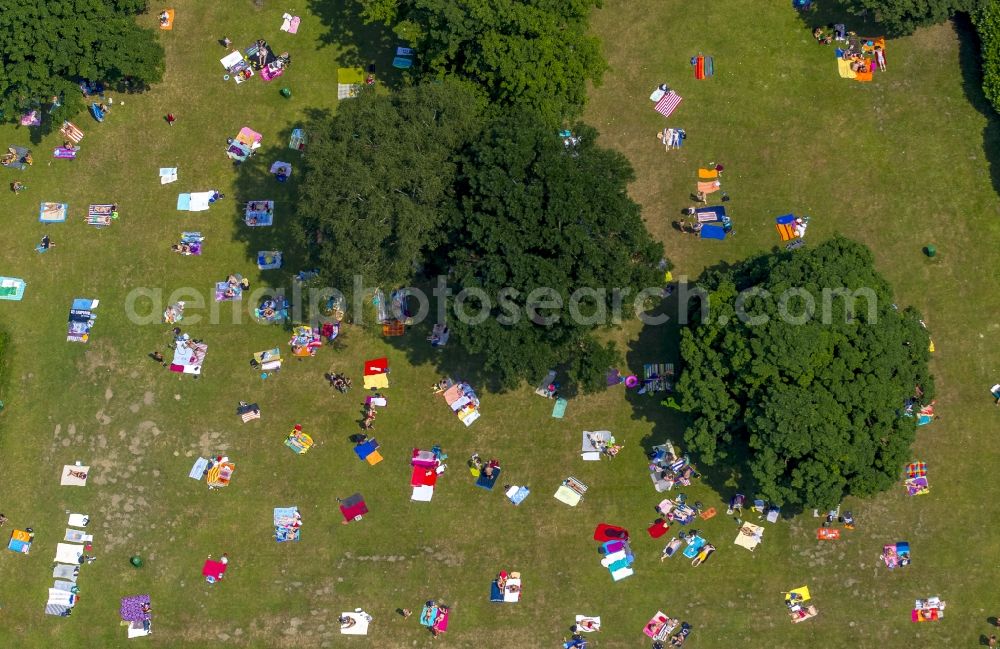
[160,9,175,30]
[855,69,873,82]
[776,223,795,241]
[699,507,717,520]
[698,168,718,180]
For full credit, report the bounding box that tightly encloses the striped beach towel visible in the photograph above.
[60,121,84,143]
[241,408,260,423]
[654,91,682,118]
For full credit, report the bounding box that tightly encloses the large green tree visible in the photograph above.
[0,0,164,121]
[443,112,663,388]
[356,0,606,124]
[674,237,933,508]
[841,0,977,36]
[974,0,1000,114]
[293,80,485,303]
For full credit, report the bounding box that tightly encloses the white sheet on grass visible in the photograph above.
[67,513,89,528]
[54,543,83,564]
[581,431,611,461]
[339,610,372,635]
[411,485,434,502]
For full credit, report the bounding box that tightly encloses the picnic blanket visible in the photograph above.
[87,204,115,227]
[340,493,369,522]
[54,542,83,564]
[697,180,721,194]
[53,146,78,159]
[170,341,207,374]
[20,110,40,126]
[643,611,678,640]
[837,57,857,79]
[340,610,372,635]
[905,461,929,495]
[280,13,300,33]
[120,594,151,623]
[60,121,84,143]
[159,167,178,184]
[39,202,67,223]
[0,277,26,301]
[554,476,587,506]
[206,461,234,488]
[269,161,292,178]
[289,128,307,151]
[67,513,89,527]
[411,484,434,501]
[159,9,174,29]
[653,91,683,117]
[189,457,209,479]
[258,250,282,269]
[581,431,612,460]
[238,402,261,422]
[734,522,764,551]
[64,528,92,543]
[337,67,366,99]
[245,200,274,226]
[60,464,90,486]
[506,485,530,505]
[202,559,227,581]
[285,428,314,454]
[274,506,301,542]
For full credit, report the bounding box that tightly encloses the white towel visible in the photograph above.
[67,513,89,528]
[411,485,434,502]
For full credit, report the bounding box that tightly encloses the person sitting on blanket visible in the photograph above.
[227,274,239,287]
[496,570,508,589]
[159,10,169,25]
[40,235,52,250]
[11,181,25,194]
[224,286,237,299]
[484,459,500,478]
[338,615,356,629]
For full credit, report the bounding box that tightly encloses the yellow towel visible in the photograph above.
[698,168,718,180]
[837,58,856,79]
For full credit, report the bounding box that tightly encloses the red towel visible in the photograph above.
[647,520,670,538]
[411,466,437,487]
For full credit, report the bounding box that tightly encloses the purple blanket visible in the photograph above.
[120,594,151,622]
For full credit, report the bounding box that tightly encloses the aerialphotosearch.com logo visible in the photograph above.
[123,276,878,328]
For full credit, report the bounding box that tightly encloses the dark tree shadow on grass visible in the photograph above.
[792,1,881,35]
[306,0,403,89]
[955,14,1000,198]
[623,284,773,511]
[374,279,506,395]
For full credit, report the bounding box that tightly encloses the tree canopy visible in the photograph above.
[974,0,1000,115]
[443,113,663,388]
[293,80,485,303]
[0,0,164,121]
[357,0,606,124]
[841,0,976,36]
[674,237,933,509]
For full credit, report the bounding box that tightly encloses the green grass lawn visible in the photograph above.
[0,1,999,648]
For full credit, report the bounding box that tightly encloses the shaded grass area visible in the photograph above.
[0,1,997,648]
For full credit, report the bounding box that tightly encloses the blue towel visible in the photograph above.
[176,193,192,211]
[354,440,378,460]
[490,581,503,602]
[700,224,727,240]
[476,467,500,490]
